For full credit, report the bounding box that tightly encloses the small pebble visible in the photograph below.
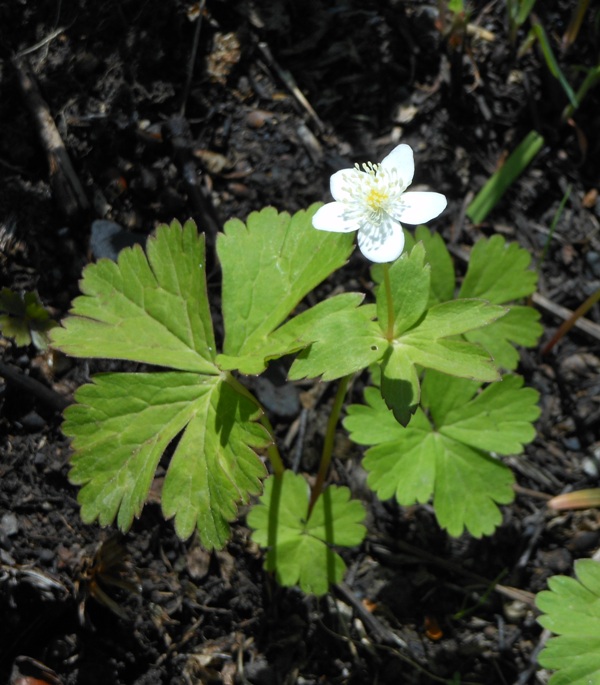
[38,548,55,565]
[1,512,19,537]
[563,436,581,451]
[585,251,600,278]
[582,456,599,478]
[583,279,600,297]
[244,656,275,685]
[90,220,146,261]
[504,600,527,622]
[246,109,277,129]
[538,547,572,573]
[568,530,600,553]
[20,410,46,432]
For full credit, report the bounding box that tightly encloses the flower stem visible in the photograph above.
[308,374,351,516]
[383,262,395,341]
[259,413,285,478]
[226,373,284,477]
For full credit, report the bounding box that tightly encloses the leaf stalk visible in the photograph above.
[226,372,285,477]
[308,374,351,516]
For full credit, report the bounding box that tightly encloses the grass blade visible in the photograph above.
[531,21,578,108]
[467,131,544,224]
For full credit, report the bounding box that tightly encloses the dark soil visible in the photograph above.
[1,1,600,684]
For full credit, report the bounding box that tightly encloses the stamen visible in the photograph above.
[366,187,389,211]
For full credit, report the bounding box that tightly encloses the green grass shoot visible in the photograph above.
[466,131,544,224]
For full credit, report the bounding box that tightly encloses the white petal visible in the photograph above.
[330,168,359,202]
[357,218,405,263]
[394,191,447,225]
[312,202,359,233]
[381,144,414,187]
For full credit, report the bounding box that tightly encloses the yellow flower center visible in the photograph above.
[366,187,389,211]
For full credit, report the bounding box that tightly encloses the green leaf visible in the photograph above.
[218,204,354,360]
[51,220,217,374]
[370,295,505,424]
[347,398,436,505]
[248,472,366,595]
[380,345,421,426]
[466,131,544,224]
[421,371,480,424]
[413,226,456,305]
[52,218,273,549]
[0,288,56,349]
[459,235,541,369]
[399,300,506,380]
[288,303,385,381]
[217,293,379,377]
[374,242,431,337]
[536,559,600,685]
[433,437,515,538]
[423,371,540,454]
[344,373,533,537]
[405,299,506,339]
[459,235,538,303]
[64,372,269,549]
[465,306,542,370]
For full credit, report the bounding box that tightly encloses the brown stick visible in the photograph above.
[0,360,70,412]
[12,57,90,220]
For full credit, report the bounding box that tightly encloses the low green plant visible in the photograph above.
[506,0,537,45]
[521,15,600,122]
[531,18,579,109]
[51,144,542,595]
[536,559,600,685]
[467,131,545,224]
[0,288,57,350]
[562,0,592,53]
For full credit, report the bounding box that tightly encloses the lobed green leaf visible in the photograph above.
[0,288,56,349]
[423,371,540,454]
[65,372,270,549]
[217,293,372,377]
[465,306,542,370]
[218,204,354,360]
[248,471,366,595]
[344,370,539,537]
[459,234,541,368]
[433,437,514,537]
[536,559,600,685]
[51,220,217,373]
[374,242,431,337]
[372,295,505,422]
[459,235,538,304]
[400,229,541,370]
[413,226,456,305]
[288,303,385,381]
[403,299,507,340]
[380,345,421,425]
[403,335,500,382]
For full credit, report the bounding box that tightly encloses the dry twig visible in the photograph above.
[12,58,90,220]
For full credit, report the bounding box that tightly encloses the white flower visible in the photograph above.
[312,144,447,263]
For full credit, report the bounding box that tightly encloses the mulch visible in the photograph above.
[1,1,600,683]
